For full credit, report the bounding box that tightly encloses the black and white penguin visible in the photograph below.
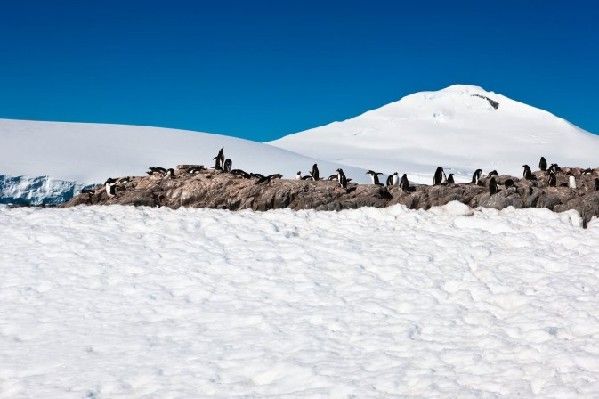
[582,168,593,175]
[548,170,557,187]
[447,174,455,184]
[256,174,282,184]
[301,175,313,180]
[386,172,399,187]
[539,157,547,171]
[548,163,561,174]
[214,148,225,170]
[147,166,167,175]
[230,169,251,179]
[311,164,320,181]
[327,174,338,181]
[81,188,95,194]
[569,175,577,189]
[433,167,444,186]
[223,159,232,173]
[105,178,117,197]
[488,170,498,176]
[250,173,265,180]
[489,177,498,195]
[471,169,482,184]
[522,165,537,180]
[595,178,599,191]
[505,179,515,189]
[387,172,399,187]
[188,166,206,174]
[400,174,410,191]
[336,168,348,188]
[166,168,175,178]
[367,170,384,186]
[296,171,302,180]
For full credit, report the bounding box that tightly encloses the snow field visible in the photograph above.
[1,203,599,397]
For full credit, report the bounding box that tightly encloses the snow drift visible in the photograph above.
[1,204,599,397]
[271,85,599,183]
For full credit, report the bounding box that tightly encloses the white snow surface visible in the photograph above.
[2,203,599,397]
[0,118,365,184]
[271,85,599,183]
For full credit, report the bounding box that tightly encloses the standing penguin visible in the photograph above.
[214,148,224,170]
[548,170,557,187]
[489,177,498,195]
[400,174,410,191]
[223,159,232,173]
[433,167,444,186]
[367,170,384,186]
[311,164,320,181]
[539,157,547,171]
[447,174,455,184]
[471,169,483,184]
[336,168,348,189]
[105,178,117,197]
[569,175,577,189]
[522,165,537,180]
[386,172,399,187]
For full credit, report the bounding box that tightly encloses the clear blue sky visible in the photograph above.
[0,0,597,140]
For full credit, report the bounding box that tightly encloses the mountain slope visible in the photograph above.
[0,119,367,204]
[271,85,599,183]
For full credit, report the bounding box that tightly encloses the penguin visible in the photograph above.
[166,168,175,178]
[400,174,410,191]
[433,167,444,186]
[214,148,225,170]
[301,175,313,180]
[104,178,117,197]
[386,172,399,187]
[223,159,232,173]
[569,175,577,189]
[522,165,537,180]
[539,157,547,171]
[188,166,206,174]
[336,168,348,189]
[488,170,498,176]
[595,178,599,191]
[548,170,557,187]
[471,169,482,184]
[80,188,95,194]
[505,179,515,189]
[367,170,384,186]
[327,174,338,181]
[230,169,251,179]
[296,171,302,180]
[311,164,320,181]
[548,163,561,174]
[489,177,498,195]
[250,173,265,180]
[256,174,282,184]
[147,166,167,175]
[582,168,593,175]
[447,174,455,184]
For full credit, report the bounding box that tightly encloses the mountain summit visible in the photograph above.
[270,85,599,182]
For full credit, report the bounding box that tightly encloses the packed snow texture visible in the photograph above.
[2,203,599,397]
[271,85,599,183]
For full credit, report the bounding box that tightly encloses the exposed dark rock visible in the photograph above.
[63,167,599,226]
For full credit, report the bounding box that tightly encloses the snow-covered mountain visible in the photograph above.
[0,119,365,204]
[271,85,599,183]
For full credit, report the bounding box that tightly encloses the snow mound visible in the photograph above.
[0,118,366,204]
[271,84,599,183]
[2,205,599,397]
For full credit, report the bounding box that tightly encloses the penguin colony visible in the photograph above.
[98,149,596,200]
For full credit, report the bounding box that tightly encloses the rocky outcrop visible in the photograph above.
[63,167,599,226]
